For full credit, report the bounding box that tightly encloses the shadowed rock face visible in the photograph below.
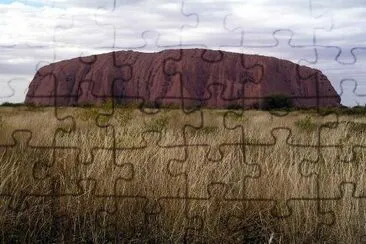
[24,48,341,108]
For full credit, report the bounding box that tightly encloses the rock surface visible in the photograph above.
[25,48,341,108]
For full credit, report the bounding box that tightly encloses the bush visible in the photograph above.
[78,107,99,121]
[225,104,243,110]
[101,98,115,110]
[163,103,181,109]
[144,116,169,131]
[262,94,293,110]
[0,102,24,107]
[143,101,161,109]
[343,105,366,116]
[294,116,317,132]
[116,109,133,125]
[317,105,366,116]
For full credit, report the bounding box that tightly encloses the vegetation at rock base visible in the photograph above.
[294,115,318,132]
[262,94,294,110]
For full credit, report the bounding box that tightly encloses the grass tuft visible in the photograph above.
[294,115,317,132]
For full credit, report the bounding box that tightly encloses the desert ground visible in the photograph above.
[0,104,366,243]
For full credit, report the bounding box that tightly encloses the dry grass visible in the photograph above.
[0,106,366,243]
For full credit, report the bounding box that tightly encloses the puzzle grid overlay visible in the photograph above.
[0,0,366,242]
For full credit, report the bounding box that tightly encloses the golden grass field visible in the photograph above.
[0,104,366,243]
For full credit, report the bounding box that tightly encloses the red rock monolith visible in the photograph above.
[24,48,341,108]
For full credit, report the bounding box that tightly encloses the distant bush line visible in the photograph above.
[2,97,366,116]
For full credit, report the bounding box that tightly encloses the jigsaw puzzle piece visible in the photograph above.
[184,183,275,243]
[224,109,338,145]
[46,195,117,242]
[318,183,366,243]
[97,107,202,147]
[183,109,244,161]
[95,196,149,242]
[78,147,133,196]
[224,109,284,145]
[319,120,366,163]
[25,51,134,106]
[314,0,366,64]
[339,78,366,107]
[0,130,85,211]
[0,0,73,50]
[0,130,56,206]
[0,105,74,147]
[162,48,336,109]
[53,12,114,62]
[300,143,366,198]
[34,146,86,196]
[0,195,56,242]
[25,54,133,161]
[6,193,117,242]
[243,127,319,217]
[114,131,186,208]
[273,198,334,243]
[233,29,332,101]
[180,0,241,49]
[26,10,74,51]
[96,49,203,109]
[145,197,187,242]
[225,29,318,66]
[306,46,366,107]
[25,90,116,164]
[169,144,259,199]
[23,69,76,130]
[292,61,341,108]
[161,49,264,110]
[0,78,28,102]
[225,0,333,47]
[94,0,196,50]
[53,109,116,164]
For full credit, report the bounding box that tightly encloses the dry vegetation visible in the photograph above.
[0,104,366,243]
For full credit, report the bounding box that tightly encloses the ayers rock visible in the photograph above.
[25,48,341,108]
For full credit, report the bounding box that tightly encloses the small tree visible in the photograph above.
[262,94,293,110]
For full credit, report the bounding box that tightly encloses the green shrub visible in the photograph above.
[24,103,47,111]
[317,107,340,115]
[317,106,366,116]
[225,104,243,110]
[122,100,143,109]
[78,108,99,121]
[262,94,293,110]
[294,115,317,132]
[343,106,366,116]
[164,103,181,110]
[101,98,115,110]
[116,109,133,125]
[144,116,169,131]
[0,102,24,107]
[250,103,261,110]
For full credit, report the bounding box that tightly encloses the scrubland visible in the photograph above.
[0,104,366,243]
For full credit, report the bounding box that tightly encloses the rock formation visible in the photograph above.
[25,48,341,108]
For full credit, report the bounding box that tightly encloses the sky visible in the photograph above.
[0,0,365,106]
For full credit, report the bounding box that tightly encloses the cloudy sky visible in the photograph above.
[0,0,365,106]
